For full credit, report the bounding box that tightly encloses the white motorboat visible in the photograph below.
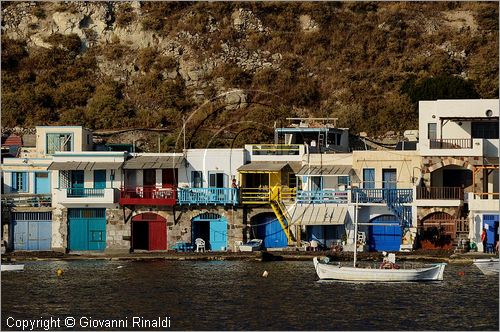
[239,239,263,252]
[313,192,446,282]
[313,257,446,282]
[473,258,499,275]
[1,264,25,272]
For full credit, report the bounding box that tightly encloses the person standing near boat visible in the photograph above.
[481,226,488,253]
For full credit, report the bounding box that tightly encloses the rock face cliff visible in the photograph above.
[1,1,498,149]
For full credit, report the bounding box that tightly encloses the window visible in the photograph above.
[472,122,499,139]
[363,169,375,189]
[46,133,73,154]
[428,123,437,139]
[192,171,203,188]
[11,172,28,192]
[87,134,90,145]
[338,176,350,186]
[208,172,225,188]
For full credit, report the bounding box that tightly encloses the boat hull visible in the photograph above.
[313,257,446,282]
[1,264,25,272]
[473,258,499,275]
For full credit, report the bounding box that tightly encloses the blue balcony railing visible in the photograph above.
[177,188,238,205]
[351,189,413,204]
[67,188,105,198]
[296,190,349,204]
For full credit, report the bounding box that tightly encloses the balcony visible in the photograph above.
[415,187,463,207]
[1,194,51,208]
[56,188,118,205]
[422,138,498,157]
[119,186,176,206]
[468,192,499,212]
[430,138,472,149]
[250,144,301,156]
[241,188,270,204]
[296,190,349,204]
[177,188,238,205]
[351,189,413,204]
[416,187,464,200]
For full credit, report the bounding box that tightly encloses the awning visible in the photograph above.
[237,161,288,173]
[288,161,303,173]
[48,161,123,171]
[297,165,352,176]
[289,204,347,225]
[123,155,184,169]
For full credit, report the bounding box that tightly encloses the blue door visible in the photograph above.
[93,170,106,189]
[210,217,227,251]
[12,212,52,251]
[382,169,397,189]
[483,214,499,251]
[71,170,85,196]
[192,213,227,251]
[369,215,401,252]
[68,209,106,251]
[35,172,51,194]
[12,220,28,250]
[256,214,288,248]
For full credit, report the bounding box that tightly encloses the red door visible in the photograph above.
[132,213,167,251]
[149,220,167,250]
[162,169,178,188]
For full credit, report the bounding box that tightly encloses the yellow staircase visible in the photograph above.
[270,186,295,244]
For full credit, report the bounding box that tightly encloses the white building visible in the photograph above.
[416,99,499,252]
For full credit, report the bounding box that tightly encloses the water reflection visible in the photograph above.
[1,260,498,330]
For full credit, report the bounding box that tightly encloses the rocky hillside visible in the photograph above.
[1,1,498,150]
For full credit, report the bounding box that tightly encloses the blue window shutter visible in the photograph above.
[11,172,18,191]
[22,172,28,192]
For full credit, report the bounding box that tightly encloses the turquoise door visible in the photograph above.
[93,170,106,189]
[210,217,227,251]
[35,172,51,194]
[68,209,106,251]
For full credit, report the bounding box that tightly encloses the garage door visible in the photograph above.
[368,215,401,252]
[255,214,287,249]
[68,208,106,251]
[12,212,52,251]
[192,213,227,251]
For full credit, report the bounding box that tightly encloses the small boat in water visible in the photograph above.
[473,258,499,275]
[1,264,24,272]
[313,192,446,282]
[313,257,446,282]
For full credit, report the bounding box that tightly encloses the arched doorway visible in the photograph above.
[418,212,455,250]
[192,213,227,251]
[132,213,167,251]
[368,215,401,252]
[250,213,287,249]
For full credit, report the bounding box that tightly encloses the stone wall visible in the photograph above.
[51,207,67,252]
[106,208,129,250]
